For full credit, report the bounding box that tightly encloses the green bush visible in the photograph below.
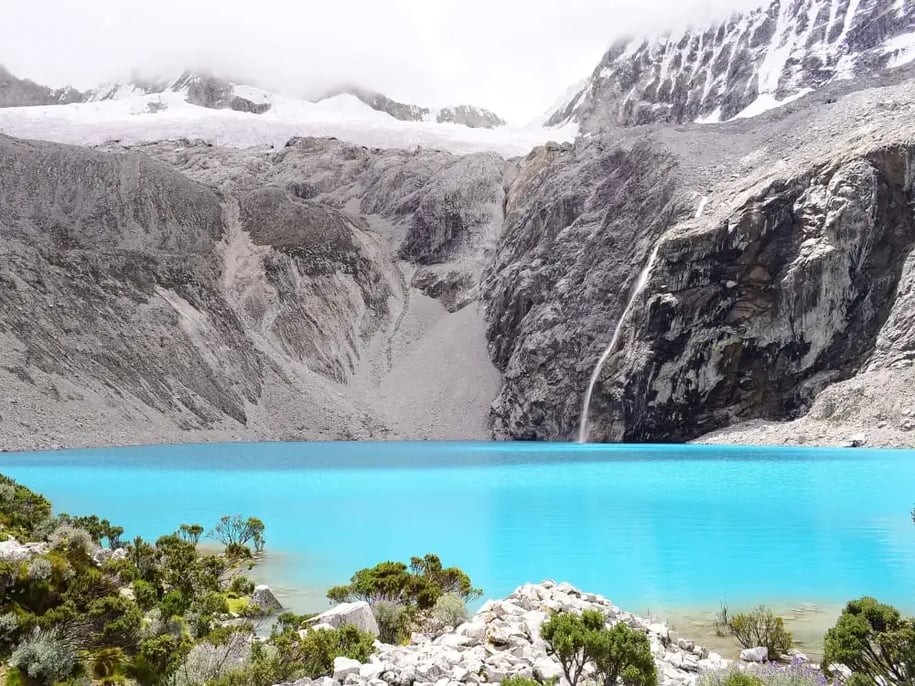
[295,626,375,678]
[327,554,481,610]
[0,475,52,541]
[589,621,657,686]
[698,669,766,686]
[718,606,793,659]
[229,576,255,595]
[133,580,158,611]
[540,610,656,686]
[823,597,915,686]
[502,678,556,686]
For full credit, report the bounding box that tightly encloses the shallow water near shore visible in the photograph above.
[2,441,914,648]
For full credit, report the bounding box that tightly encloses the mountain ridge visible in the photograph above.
[0,66,507,130]
[547,0,915,130]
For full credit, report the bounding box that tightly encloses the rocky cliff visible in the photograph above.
[0,134,504,449]
[548,0,915,129]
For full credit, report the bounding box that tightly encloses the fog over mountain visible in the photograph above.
[2,0,765,124]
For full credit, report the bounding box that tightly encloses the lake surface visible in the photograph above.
[2,441,914,623]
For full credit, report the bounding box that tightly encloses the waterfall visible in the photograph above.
[577,242,662,443]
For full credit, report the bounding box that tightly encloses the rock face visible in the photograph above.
[548,0,915,129]
[483,140,681,439]
[172,71,272,114]
[0,133,504,449]
[587,145,915,443]
[277,581,725,686]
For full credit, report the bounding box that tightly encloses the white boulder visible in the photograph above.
[250,585,283,612]
[333,657,362,681]
[740,647,769,663]
[312,601,380,637]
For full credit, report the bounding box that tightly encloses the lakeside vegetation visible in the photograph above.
[2,472,915,686]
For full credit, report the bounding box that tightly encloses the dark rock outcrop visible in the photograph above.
[482,140,682,439]
[586,146,915,442]
[173,71,271,114]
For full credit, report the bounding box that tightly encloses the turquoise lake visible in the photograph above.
[2,441,915,621]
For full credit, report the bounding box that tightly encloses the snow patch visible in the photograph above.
[232,84,273,104]
[883,31,915,68]
[733,88,813,120]
[695,107,722,125]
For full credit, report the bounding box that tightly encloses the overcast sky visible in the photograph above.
[3,0,766,124]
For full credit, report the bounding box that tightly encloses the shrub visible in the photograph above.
[823,597,915,686]
[541,610,656,686]
[327,554,481,610]
[133,580,158,611]
[431,592,469,629]
[698,661,833,686]
[374,601,413,644]
[49,524,95,559]
[174,631,253,686]
[588,621,657,686]
[92,647,126,685]
[698,668,766,686]
[296,626,376,678]
[0,475,52,540]
[0,610,20,653]
[27,557,52,583]
[502,678,556,686]
[229,575,256,595]
[9,628,76,684]
[719,606,793,659]
[751,658,838,686]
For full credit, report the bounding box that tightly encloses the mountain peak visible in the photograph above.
[548,0,915,130]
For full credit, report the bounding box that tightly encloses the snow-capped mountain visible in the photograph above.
[0,68,505,129]
[548,0,915,129]
[0,67,570,156]
[0,65,85,107]
[317,84,506,129]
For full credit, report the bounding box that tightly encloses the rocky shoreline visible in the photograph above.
[280,581,749,686]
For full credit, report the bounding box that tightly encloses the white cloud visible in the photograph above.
[1,0,767,124]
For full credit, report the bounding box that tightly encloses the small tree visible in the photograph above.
[177,524,204,545]
[540,611,594,686]
[720,606,793,658]
[541,611,657,686]
[823,597,915,685]
[207,515,266,555]
[588,621,657,686]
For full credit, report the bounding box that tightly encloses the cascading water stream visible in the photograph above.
[577,242,662,443]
